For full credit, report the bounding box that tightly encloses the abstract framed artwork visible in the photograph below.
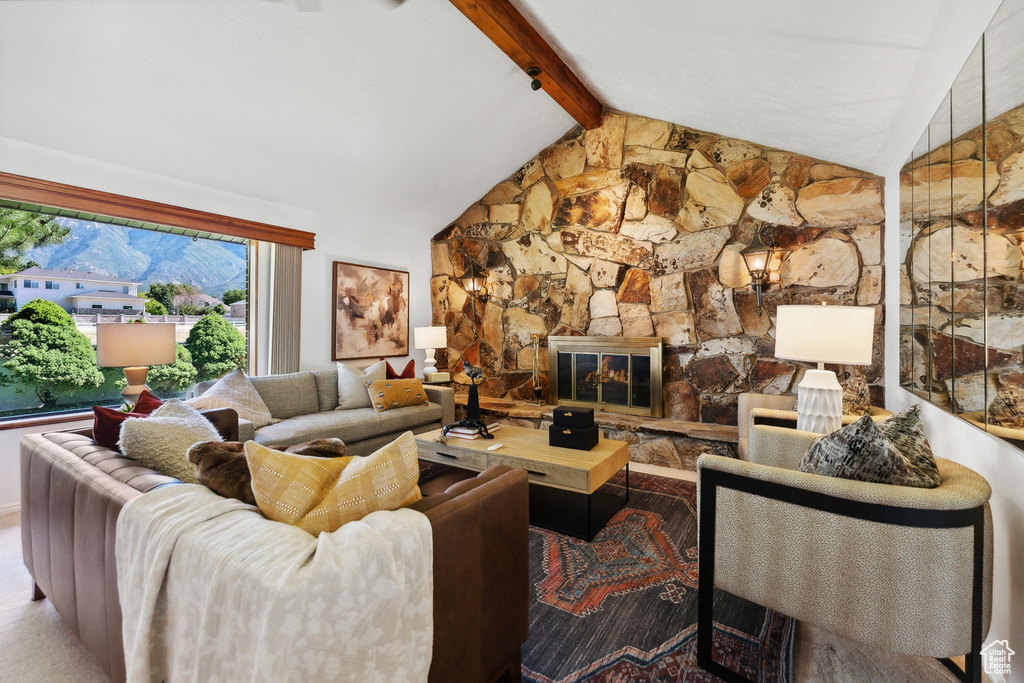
[331,261,409,360]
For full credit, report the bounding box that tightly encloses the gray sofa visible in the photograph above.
[194,369,454,455]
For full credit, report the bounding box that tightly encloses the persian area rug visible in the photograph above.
[521,470,795,683]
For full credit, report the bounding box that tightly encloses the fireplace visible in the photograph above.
[547,336,663,418]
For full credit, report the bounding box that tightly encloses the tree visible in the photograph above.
[0,299,104,407]
[4,298,76,328]
[211,303,227,316]
[145,282,180,312]
[0,209,70,274]
[144,344,198,394]
[185,314,246,381]
[145,299,168,315]
[221,288,245,305]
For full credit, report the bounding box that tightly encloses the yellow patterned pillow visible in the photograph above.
[364,378,429,413]
[245,431,422,534]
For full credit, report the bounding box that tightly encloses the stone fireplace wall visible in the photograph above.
[430,111,885,426]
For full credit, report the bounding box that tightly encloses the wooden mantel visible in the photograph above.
[449,0,603,130]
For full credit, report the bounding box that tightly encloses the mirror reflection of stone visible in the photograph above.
[899,0,1024,449]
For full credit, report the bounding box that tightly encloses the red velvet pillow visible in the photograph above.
[385,359,416,380]
[133,390,164,415]
[92,406,149,450]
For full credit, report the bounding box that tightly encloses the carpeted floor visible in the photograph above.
[521,470,794,683]
[0,511,109,683]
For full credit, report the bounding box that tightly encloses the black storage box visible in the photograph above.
[552,407,595,429]
[549,423,599,451]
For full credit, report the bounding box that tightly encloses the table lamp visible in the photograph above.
[96,322,177,406]
[414,326,448,380]
[773,304,875,434]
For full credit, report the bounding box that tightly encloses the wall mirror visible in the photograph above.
[900,0,1024,449]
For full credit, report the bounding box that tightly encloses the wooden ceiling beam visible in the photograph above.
[449,0,603,130]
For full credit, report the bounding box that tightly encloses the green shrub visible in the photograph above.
[0,317,104,407]
[185,314,246,381]
[145,344,198,393]
[145,299,168,315]
[6,299,76,328]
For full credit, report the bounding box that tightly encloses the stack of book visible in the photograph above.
[446,422,501,440]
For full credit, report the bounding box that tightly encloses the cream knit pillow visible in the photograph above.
[246,431,421,534]
[186,367,274,428]
[120,400,223,483]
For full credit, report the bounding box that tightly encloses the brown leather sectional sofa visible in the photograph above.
[20,409,529,683]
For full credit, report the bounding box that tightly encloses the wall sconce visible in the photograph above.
[462,262,489,303]
[741,227,787,316]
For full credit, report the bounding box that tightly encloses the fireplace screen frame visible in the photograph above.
[547,336,663,418]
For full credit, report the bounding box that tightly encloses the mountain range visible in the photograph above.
[27,218,248,299]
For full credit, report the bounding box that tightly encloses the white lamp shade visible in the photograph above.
[774,305,875,365]
[414,326,447,350]
[96,323,177,367]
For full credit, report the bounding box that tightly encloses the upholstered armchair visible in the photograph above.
[696,408,993,683]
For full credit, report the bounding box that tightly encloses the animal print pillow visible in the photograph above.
[987,384,1024,429]
[799,413,939,488]
[876,404,940,487]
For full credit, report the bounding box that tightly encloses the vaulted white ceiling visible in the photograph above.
[0,0,1005,231]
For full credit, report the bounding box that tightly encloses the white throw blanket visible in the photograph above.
[116,484,433,683]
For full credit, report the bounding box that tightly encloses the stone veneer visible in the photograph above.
[430,111,885,467]
[900,101,1024,413]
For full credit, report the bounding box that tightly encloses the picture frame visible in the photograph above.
[331,261,409,360]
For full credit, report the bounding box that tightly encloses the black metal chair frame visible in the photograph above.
[697,465,987,683]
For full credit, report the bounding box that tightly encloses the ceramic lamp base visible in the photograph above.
[796,368,843,434]
[423,349,438,378]
[121,366,152,407]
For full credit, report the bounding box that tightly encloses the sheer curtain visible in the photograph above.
[269,244,302,374]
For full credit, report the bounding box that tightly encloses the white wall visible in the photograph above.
[884,173,1024,681]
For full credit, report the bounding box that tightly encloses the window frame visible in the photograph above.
[0,170,314,429]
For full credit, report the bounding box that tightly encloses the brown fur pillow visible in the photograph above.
[188,438,347,504]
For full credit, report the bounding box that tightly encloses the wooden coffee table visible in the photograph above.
[415,425,629,541]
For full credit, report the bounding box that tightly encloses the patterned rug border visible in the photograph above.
[522,468,795,683]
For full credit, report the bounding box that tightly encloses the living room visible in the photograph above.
[1,1,1022,682]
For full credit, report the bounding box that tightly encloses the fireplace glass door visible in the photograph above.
[548,337,662,418]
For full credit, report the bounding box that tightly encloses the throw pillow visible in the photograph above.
[246,431,421,534]
[185,368,274,428]
[92,406,150,450]
[189,438,348,505]
[120,400,223,483]
[385,359,416,380]
[365,378,429,412]
[987,384,1024,428]
[841,375,871,416]
[799,415,939,488]
[133,389,165,414]
[336,360,386,409]
[876,404,940,487]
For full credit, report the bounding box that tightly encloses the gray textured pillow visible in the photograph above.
[876,404,940,487]
[799,415,939,488]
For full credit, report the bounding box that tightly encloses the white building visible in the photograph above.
[0,267,147,313]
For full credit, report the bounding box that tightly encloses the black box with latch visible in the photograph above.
[551,407,595,429]
[548,423,599,450]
